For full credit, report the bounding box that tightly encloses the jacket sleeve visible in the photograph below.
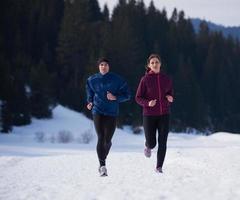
[86,79,94,103]
[135,77,149,107]
[166,78,174,97]
[116,80,131,103]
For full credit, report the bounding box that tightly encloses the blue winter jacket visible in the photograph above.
[86,72,131,116]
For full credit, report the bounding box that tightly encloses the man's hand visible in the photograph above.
[87,102,93,110]
[107,91,117,101]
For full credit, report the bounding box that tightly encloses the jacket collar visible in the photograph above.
[147,70,161,75]
[98,72,111,77]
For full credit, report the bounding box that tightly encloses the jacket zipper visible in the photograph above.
[157,74,163,114]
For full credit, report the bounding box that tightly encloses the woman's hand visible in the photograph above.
[87,102,93,110]
[107,91,117,101]
[166,95,173,103]
[148,99,157,107]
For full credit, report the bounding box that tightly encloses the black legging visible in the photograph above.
[93,113,117,166]
[143,114,169,168]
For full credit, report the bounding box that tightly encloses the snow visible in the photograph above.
[0,105,240,200]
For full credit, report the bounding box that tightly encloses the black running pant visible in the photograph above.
[143,114,169,168]
[93,113,117,166]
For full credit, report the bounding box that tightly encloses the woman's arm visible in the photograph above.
[135,77,149,107]
[166,79,174,102]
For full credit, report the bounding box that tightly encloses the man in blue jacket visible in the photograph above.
[86,58,131,176]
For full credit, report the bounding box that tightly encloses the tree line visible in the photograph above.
[1,0,240,134]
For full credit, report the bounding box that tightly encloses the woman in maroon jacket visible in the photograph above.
[135,54,174,173]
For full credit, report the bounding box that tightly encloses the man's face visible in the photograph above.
[99,62,109,75]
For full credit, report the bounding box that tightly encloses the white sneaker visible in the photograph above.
[98,166,108,177]
[155,167,163,173]
[144,147,151,158]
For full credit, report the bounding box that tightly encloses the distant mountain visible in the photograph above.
[191,18,240,40]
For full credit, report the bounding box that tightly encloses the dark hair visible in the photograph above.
[97,57,110,66]
[145,54,162,73]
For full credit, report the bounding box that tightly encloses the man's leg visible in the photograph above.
[93,114,106,166]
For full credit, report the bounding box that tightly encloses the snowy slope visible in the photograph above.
[0,105,240,200]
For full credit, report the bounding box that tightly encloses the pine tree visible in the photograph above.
[195,21,211,79]
[102,4,110,21]
[30,60,55,118]
[57,0,104,110]
[0,56,13,133]
[1,101,13,133]
[172,54,207,132]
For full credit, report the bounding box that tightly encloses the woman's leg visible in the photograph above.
[143,116,158,149]
[156,114,169,168]
[93,114,106,166]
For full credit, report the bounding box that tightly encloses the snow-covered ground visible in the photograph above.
[0,105,240,200]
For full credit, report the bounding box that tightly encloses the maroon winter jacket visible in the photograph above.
[135,71,174,116]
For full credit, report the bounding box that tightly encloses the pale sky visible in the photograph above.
[98,0,240,27]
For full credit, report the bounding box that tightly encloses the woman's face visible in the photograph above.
[148,57,161,73]
[99,62,109,75]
